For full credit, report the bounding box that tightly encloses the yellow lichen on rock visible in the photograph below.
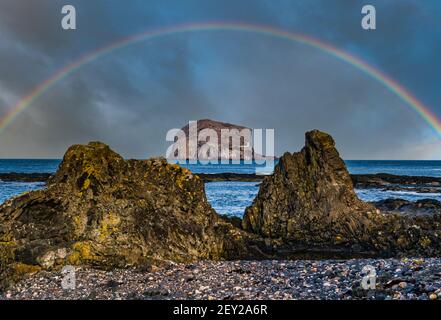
[11,263,41,275]
[72,214,85,234]
[419,236,432,248]
[98,212,120,241]
[82,178,91,190]
[0,141,265,291]
[68,241,95,265]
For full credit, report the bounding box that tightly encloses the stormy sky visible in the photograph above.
[0,0,440,159]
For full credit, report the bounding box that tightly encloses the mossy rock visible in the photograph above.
[0,142,265,290]
[243,130,441,256]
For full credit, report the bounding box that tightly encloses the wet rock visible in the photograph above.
[243,130,376,246]
[0,173,52,183]
[373,198,441,215]
[197,173,263,183]
[219,215,243,230]
[2,132,441,292]
[352,173,441,189]
[243,130,441,256]
[0,142,265,290]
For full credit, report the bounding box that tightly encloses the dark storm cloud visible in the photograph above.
[0,0,440,159]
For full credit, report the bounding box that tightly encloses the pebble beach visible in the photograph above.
[2,258,441,300]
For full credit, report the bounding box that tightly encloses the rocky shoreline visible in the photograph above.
[373,198,441,215]
[2,258,441,300]
[0,172,52,182]
[4,171,441,189]
[4,172,441,215]
[1,130,441,299]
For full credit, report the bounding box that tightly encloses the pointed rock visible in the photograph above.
[243,130,441,256]
[243,130,375,244]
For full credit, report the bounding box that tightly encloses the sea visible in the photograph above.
[1,159,441,217]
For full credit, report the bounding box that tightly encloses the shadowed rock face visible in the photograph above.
[0,142,263,289]
[243,130,376,244]
[373,199,441,216]
[243,131,441,255]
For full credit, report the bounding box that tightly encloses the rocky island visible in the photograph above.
[174,119,272,161]
[1,130,441,300]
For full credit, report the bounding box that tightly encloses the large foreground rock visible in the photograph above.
[0,142,263,289]
[243,130,376,243]
[243,130,441,255]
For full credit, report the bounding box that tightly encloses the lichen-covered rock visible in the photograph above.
[2,132,441,290]
[243,130,441,256]
[243,130,375,244]
[0,142,264,290]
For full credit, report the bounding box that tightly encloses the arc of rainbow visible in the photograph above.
[1,22,440,137]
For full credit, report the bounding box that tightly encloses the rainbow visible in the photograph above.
[1,22,440,137]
